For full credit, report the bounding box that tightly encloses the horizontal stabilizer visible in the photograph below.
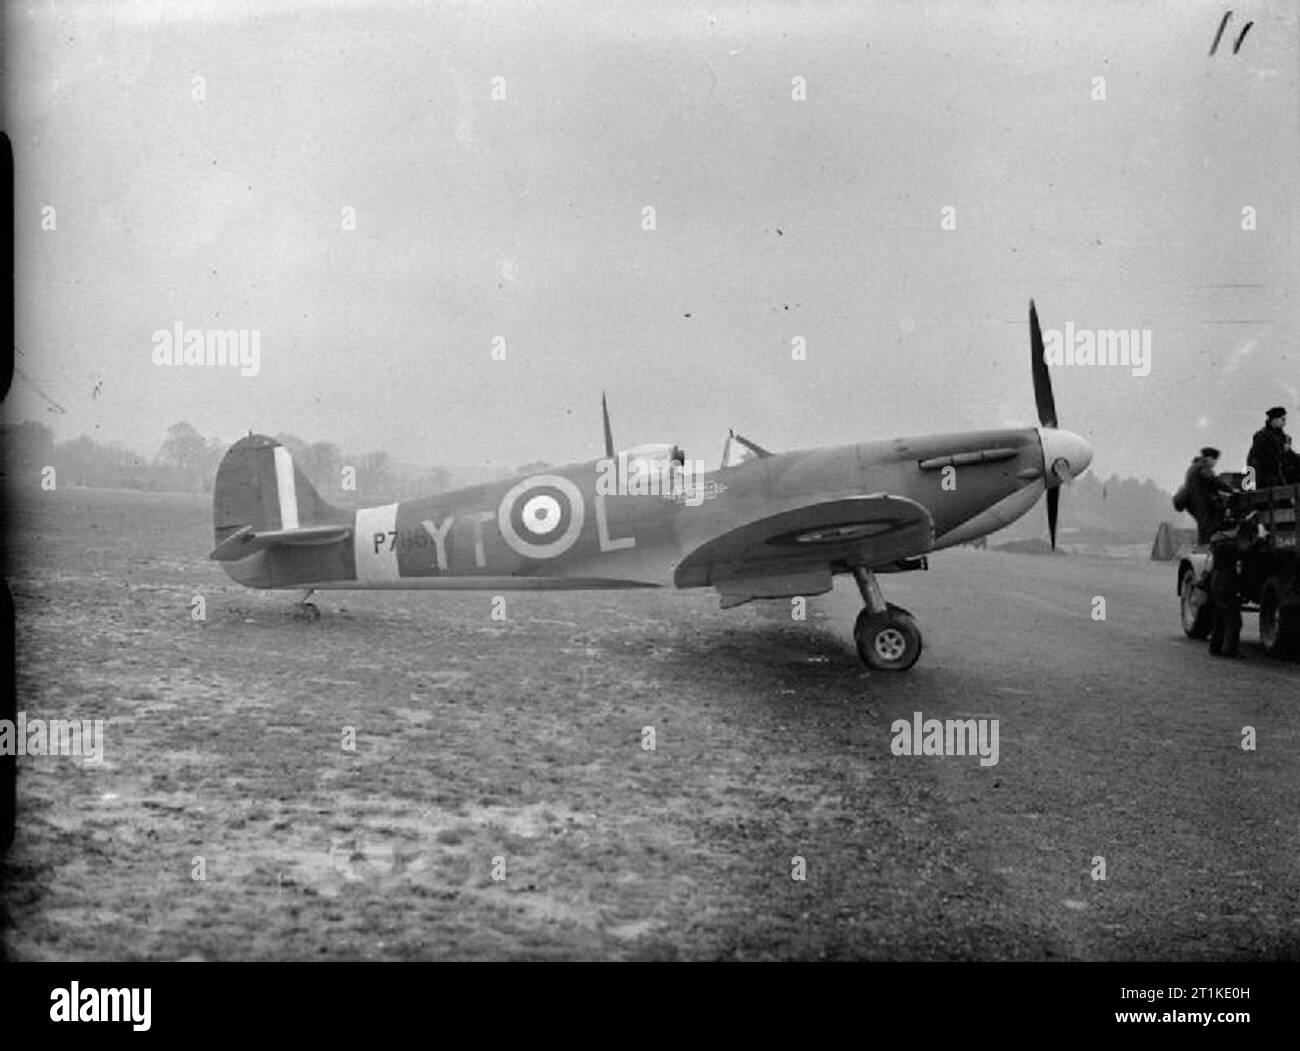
[209,523,352,562]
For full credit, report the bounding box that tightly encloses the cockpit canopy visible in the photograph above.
[618,442,685,492]
[720,430,772,468]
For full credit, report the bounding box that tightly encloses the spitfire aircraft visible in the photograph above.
[211,302,1092,671]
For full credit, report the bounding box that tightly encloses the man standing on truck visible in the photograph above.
[1183,447,1235,545]
[1248,406,1300,488]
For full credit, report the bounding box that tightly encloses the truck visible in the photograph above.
[1178,482,1300,658]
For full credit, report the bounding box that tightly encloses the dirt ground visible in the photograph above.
[2,487,1297,960]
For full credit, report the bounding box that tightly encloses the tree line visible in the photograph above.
[0,420,462,505]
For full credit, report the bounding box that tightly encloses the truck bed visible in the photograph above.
[1232,483,1298,552]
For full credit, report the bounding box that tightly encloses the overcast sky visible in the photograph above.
[5,0,1297,486]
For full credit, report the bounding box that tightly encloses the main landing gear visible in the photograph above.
[292,589,321,621]
[852,566,922,672]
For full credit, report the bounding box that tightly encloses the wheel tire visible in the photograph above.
[854,608,923,672]
[1180,565,1212,639]
[1258,578,1300,659]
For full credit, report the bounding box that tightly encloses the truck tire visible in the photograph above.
[1258,577,1300,659]
[1180,564,1213,639]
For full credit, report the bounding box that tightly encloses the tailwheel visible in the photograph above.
[292,590,321,621]
[854,607,923,672]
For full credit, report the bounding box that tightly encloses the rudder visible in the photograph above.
[212,435,343,548]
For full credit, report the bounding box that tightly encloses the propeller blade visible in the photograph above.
[1047,485,1060,550]
[1029,300,1058,429]
[601,391,615,458]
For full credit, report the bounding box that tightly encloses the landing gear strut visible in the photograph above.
[852,567,922,671]
[293,589,321,621]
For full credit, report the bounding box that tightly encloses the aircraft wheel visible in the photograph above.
[854,608,923,672]
[1259,577,1300,659]
[1180,565,1212,639]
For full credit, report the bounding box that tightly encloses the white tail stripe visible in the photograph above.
[273,445,299,530]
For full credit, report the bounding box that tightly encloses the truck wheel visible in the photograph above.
[1180,564,1212,639]
[1258,577,1300,659]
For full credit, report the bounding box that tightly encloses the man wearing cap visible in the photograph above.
[1184,447,1235,545]
[1248,407,1300,488]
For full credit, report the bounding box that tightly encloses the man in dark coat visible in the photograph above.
[1207,516,1258,658]
[1184,447,1235,545]
[1248,406,1300,488]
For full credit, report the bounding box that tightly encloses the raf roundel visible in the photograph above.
[498,475,586,559]
[522,494,562,534]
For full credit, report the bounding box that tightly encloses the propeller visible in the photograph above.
[1029,299,1071,550]
[601,391,615,459]
[1029,300,1057,429]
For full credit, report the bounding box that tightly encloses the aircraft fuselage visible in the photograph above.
[218,425,1069,593]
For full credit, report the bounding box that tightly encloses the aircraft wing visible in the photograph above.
[674,494,934,595]
[209,523,353,562]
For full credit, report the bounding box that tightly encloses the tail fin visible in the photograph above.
[212,435,344,550]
